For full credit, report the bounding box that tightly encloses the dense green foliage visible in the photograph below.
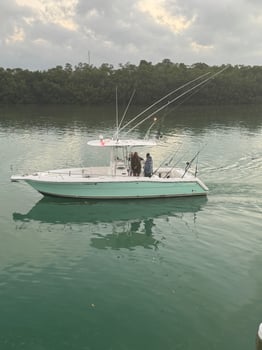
[0,60,262,105]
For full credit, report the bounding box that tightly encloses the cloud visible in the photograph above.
[137,0,195,33]
[16,0,78,30]
[0,0,262,70]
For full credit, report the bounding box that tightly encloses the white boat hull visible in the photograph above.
[11,167,208,199]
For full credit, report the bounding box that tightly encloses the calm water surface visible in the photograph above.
[0,104,262,350]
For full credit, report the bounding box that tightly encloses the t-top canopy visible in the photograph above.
[87,138,157,147]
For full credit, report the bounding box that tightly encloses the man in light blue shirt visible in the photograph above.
[144,153,153,177]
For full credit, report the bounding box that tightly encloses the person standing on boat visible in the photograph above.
[144,153,153,177]
[128,152,134,175]
[131,152,142,176]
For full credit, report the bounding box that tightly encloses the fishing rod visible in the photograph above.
[181,143,207,178]
[118,71,211,135]
[194,152,199,177]
[163,148,191,178]
[152,143,183,176]
[122,65,229,137]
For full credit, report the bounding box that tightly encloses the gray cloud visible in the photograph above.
[0,0,261,70]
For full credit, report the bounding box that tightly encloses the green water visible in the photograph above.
[0,104,262,350]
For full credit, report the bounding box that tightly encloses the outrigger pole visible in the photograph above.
[115,87,119,140]
[118,89,136,130]
[118,71,211,136]
[122,65,229,137]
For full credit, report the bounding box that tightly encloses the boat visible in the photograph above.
[11,67,228,199]
[11,142,208,198]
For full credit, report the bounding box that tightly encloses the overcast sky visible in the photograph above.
[1,0,261,70]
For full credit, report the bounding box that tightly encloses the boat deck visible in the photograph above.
[46,166,185,179]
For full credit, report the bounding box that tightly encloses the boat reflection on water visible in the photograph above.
[91,218,159,250]
[13,196,207,224]
[13,196,207,250]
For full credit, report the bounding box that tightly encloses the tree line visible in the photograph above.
[0,60,262,105]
